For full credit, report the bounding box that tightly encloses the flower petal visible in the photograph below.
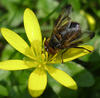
[24,8,42,55]
[1,28,34,59]
[28,68,47,97]
[0,60,37,70]
[52,45,94,63]
[47,66,77,90]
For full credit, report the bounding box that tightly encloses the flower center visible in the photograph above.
[35,53,48,69]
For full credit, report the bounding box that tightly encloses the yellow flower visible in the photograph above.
[0,8,94,97]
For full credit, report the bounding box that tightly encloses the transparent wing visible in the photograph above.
[70,30,95,45]
[53,5,72,33]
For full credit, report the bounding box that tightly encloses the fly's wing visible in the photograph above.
[69,30,95,45]
[53,5,72,33]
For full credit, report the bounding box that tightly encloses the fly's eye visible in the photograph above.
[47,48,48,52]
[69,22,80,28]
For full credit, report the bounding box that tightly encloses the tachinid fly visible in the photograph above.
[44,5,95,59]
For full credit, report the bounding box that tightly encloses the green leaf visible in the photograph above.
[93,8,100,17]
[0,70,10,81]
[55,62,95,87]
[90,77,100,98]
[79,35,100,71]
[8,8,24,27]
[0,0,24,27]
[48,75,78,98]
[1,44,24,60]
[1,44,15,60]
[36,0,59,18]
[48,61,95,97]
[0,85,8,96]
[13,70,30,85]
[68,0,80,11]
[48,62,94,97]
[80,35,100,61]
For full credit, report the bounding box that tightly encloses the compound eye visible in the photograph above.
[69,22,80,28]
[47,48,49,52]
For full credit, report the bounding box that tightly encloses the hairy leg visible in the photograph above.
[74,46,92,52]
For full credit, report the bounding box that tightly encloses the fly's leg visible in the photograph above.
[61,46,92,64]
[61,49,68,63]
[61,53,64,63]
[74,46,92,52]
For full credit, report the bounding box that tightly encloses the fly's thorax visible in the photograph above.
[44,38,58,55]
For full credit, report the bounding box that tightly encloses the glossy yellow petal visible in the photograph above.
[0,60,37,70]
[47,66,77,90]
[24,8,42,55]
[52,45,94,63]
[28,68,47,97]
[1,28,34,59]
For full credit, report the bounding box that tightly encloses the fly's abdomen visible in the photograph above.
[49,34,62,49]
